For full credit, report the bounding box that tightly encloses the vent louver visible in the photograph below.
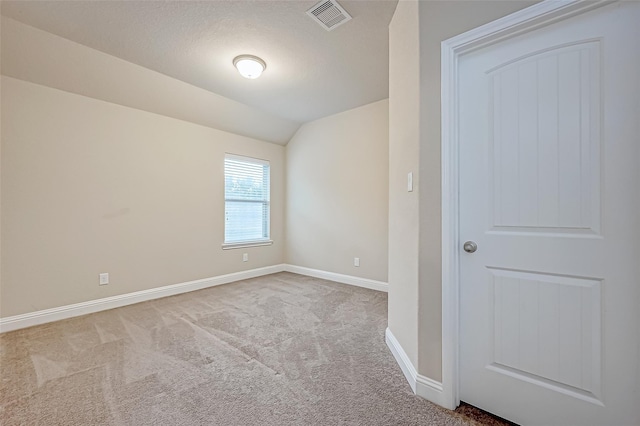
[306,0,352,31]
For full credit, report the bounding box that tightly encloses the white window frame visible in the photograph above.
[222,154,272,250]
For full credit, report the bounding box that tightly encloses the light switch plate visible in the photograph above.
[407,172,413,192]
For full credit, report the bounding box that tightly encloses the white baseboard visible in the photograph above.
[385,327,418,393]
[283,264,388,293]
[0,264,285,333]
[385,327,446,407]
[0,263,387,334]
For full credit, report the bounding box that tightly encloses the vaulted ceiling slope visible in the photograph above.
[1,0,397,144]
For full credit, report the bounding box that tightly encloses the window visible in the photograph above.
[223,154,271,248]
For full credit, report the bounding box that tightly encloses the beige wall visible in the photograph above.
[388,0,421,368]
[285,100,389,282]
[1,76,284,317]
[388,0,538,381]
[0,17,3,307]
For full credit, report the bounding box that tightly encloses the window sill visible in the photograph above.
[222,240,273,250]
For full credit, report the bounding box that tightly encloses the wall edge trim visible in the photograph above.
[1,264,387,333]
[283,264,388,292]
[385,327,445,405]
[0,264,286,333]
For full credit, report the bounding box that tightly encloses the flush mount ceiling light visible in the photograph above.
[233,55,266,79]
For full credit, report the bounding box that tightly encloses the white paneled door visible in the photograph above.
[458,2,639,425]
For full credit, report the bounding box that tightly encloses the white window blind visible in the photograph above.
[224,154,270,244]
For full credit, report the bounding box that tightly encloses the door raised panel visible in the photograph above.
[489,42,601,234]
[488,267,602,404]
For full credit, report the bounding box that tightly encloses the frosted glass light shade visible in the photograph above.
[233,55,266,79]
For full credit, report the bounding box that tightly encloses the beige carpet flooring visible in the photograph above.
[1,272,481,425]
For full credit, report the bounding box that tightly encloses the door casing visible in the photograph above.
[440,0,614,411]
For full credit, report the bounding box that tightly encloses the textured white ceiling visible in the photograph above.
[1,0,397,125]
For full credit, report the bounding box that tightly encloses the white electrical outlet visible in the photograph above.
[354,257,360,267]
[243,253,249,262]
[99,273,109,285]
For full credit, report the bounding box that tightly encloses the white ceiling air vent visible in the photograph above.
[306,0,352,32]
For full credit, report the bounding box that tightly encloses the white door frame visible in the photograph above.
[440,0,613,410]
